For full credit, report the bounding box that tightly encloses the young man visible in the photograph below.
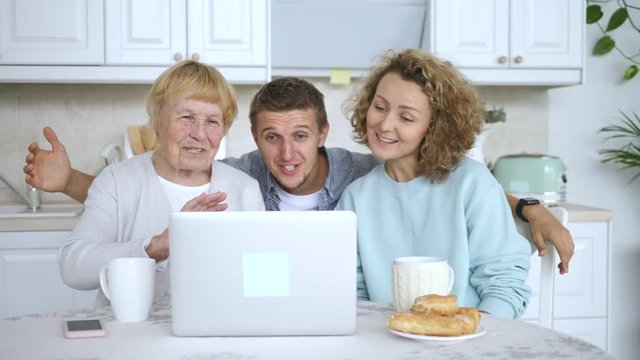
[23,77,574,273]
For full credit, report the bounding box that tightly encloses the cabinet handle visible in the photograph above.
[191,53,201,61]
[514,56,524,64]
[174,53,183,62]
[498,56,508,64]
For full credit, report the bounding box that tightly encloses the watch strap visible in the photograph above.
[516,197,540,223]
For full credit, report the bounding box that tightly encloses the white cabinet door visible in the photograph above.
[0,231,96,319]
[522,221,609,320]
[0,0,104,65]
[553,222,608,318]
[431,0,582,69]
[510,0,583,68]
[431,0,509,68]
[105,0,186,65]
[188,0,268,66]
[106,0,268,67]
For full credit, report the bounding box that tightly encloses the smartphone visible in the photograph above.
[63,318,107,339]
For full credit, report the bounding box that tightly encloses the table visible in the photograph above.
[0,301,613,360]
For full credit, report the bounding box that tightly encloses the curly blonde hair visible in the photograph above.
[344,49,484,181]
[146,60,238,134]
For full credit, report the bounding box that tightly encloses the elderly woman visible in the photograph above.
[58,61,265,305]
[336,49,531,319]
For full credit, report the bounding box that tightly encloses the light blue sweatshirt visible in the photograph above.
[336,158,531,319]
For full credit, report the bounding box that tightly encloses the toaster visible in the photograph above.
[492,154,567,204]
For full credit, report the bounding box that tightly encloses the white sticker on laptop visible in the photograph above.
[242,252,290,297]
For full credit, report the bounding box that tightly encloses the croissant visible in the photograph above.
[388,294,481,336]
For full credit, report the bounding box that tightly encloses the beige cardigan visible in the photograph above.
[58,151,265,306]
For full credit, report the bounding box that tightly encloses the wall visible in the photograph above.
[549,11,640,360]
[0,84,148,202]
[0,80,547,204]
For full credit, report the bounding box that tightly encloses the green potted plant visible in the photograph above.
[587,2,640,180]
[598,110,640,181]
[468,107,506,164]
[485,107,507,124]
[586,0,639,82]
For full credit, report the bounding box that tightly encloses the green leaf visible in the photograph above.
[598,111,640,182]
[623,65,638,80]
[606,8,628,31]
[586,5,603,24]
[593,36,616,55]
[485,108,506,124]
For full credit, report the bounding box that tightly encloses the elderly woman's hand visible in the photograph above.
[181,192,228,212]
[145,192,229,261]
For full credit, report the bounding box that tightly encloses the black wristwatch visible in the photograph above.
[515,197,541,223]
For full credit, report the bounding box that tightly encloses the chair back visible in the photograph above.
[514,206,568,329]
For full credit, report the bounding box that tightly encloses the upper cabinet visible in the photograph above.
[0,0,584,86]
[186,0,268,68]
[0,0,270,84]
[270,0,584,86]
[0,0,104,65]
[424,0,584,85]
[271,1,426,78]
[106,0,267,68]
[105,0,185,66]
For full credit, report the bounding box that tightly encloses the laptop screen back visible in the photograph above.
[169,211,357,336]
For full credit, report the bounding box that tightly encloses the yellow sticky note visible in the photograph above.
[330,68,352,85]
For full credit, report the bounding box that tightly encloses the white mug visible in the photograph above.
[99,257,155,323]
[392,256,455,312]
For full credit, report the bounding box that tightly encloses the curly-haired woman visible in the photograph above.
[336,49,531,319]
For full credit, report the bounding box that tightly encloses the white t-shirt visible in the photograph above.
[157,176,210,212]
[153,177,210,270]
[273,181,321,211]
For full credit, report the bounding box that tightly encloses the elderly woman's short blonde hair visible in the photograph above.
[344,49,484,181]
[146,60,238,134]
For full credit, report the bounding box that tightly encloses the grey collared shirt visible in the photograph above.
[222,147,381,211]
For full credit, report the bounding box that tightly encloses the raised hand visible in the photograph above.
[23,127,72,193]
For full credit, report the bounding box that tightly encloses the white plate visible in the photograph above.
[390,325,486,342]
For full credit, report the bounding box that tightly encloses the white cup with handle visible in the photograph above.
[392,256,455,312]
[99,257,155,323]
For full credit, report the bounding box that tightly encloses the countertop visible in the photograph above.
[0,201,82,232]
[557,202,613,222]
[0,202,613,232]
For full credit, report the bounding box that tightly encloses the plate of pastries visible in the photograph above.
[387,294,485,341]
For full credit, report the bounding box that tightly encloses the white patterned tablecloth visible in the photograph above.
[0,301,614,360]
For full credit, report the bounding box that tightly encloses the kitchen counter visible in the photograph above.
[0,201,81,232]
[0,202,611,232]
[0,216,80,232]
[558,203,613,222]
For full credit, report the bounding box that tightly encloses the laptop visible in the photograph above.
[169,210,357,336]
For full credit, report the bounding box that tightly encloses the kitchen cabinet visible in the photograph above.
[0,0,104,65]
[522,215,611,351]
[106,0,268,69]
[271,1,426,78]
[0,231,96,319]
[0,0,270,84]
[424,0,584,85]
